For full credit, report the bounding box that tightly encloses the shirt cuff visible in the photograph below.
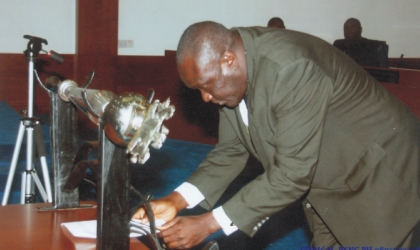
[174,182,205,208]
[212,206,238,235]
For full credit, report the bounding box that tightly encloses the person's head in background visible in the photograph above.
[344,18,362,40]
[267,17,285,29]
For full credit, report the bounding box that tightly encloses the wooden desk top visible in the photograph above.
[0,201,149,250]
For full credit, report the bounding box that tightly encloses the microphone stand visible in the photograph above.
[1,35,62,205]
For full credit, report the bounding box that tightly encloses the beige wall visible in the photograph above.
[0,0,76,54]
[1,0,419,57]
[118,0,420,57]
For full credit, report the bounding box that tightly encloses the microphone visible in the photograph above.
[42,49,64,64]
[23,35,64,63]
[47,50,64,64]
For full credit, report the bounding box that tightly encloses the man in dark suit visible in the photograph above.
[333,18,389,67]
[133,21,420,248]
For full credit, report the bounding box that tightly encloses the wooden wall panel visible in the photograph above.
[76,1,118,92]
[2,0,419,145]
[0,53,74,114]
[1,51,419,145]
[380,68,420,119]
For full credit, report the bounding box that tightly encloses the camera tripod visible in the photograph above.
[1,35,62,205]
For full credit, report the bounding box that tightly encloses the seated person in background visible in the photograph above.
[267,17,285,29]
[333,18,389,67]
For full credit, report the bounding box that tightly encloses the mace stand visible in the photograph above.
[47,91,80,208]
[97,120,131,250]
[36,76,94,211]
[37,79,131,249]
[52,76,176,250]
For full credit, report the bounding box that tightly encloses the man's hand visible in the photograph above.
[131,191,188,224]
[158,212,221,249]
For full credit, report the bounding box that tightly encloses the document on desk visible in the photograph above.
[61,220,164,238]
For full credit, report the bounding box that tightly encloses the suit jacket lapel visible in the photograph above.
[248,111,270,168]
[229,101,270,168]
[224,107,259,158]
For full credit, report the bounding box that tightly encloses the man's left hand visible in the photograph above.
[158,212,221,249]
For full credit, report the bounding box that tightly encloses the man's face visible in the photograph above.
[178,55,247,108]
[344,20,362,40]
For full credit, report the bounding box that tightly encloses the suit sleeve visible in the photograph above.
[186,108,250,210]
[223,58,334,236]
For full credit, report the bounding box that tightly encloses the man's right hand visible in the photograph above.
[131,191,188,224]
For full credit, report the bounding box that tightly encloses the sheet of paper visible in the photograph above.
[61,220,160,238]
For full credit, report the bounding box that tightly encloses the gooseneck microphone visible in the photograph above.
[23,35,64,64]
[44,49,64,64]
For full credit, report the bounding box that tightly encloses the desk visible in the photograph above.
[0,201,149,250]
[364,66,420,120]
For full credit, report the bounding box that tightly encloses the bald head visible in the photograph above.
[176,21,248,108]
[267,17,285,29]
[344,18,362,40]
[176,21,234,67]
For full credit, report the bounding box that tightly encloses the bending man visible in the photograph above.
[133,21,420,249]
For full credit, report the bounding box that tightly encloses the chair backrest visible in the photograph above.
[374,41,389,68]
[333,39,389,68]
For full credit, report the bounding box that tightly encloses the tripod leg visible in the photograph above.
[34,124,52,202]
[24,126,35,204]
[21,171,26,204]
[31,171,48,202]
[1,122,25,206]
[39,157,52,202]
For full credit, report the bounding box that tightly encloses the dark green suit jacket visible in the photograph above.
[187,27,420,246]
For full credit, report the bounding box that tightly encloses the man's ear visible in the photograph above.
[222,51,236,66]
